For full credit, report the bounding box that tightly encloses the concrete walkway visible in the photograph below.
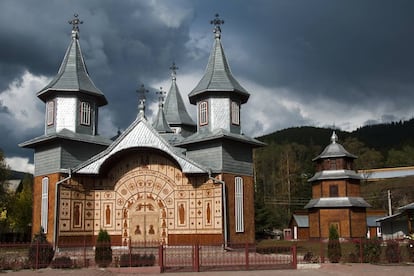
[2,263,414,276]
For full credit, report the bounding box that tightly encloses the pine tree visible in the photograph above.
[327,225,342,263]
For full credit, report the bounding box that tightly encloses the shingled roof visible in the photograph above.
[188,16,249,105]
[37,16,107,106]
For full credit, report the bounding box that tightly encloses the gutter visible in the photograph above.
[53,169,72,249]
[208,170,228,248]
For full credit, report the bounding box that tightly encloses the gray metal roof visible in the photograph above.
[304,197,371,209]
[188,30,249,105]
[164,73,195,127]
[175,128,265,148]
[367,215,383,227]
[398,202,414,211]
[74,115,207,174]
[293,214,309,227]
[308,169,362,182]
[312,131,357,161]
[153,104,174,134]
[37,28,107,106]
[19,128,112,148]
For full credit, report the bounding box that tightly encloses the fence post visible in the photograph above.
[245,243,249,270]
[159,244,164,273]
[359,238,363,263]
[292,244,297,269]
[193,244,200,272]
[35,239,39,270]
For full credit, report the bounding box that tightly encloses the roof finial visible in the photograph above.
[170,62,179,81]
[331,131,338,144]
[210,13,224,39]
[156,87,166,108]
[136,84,149,118]
[68,14,83,39]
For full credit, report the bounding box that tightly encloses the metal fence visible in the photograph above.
[1,239,412,272]
[161,243,296,272]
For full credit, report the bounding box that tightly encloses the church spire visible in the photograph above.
[163,62,196,136]
[153,87,173,133]
[188,14,249,105]
[37,14,107,106]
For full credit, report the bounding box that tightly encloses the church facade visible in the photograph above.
[20,14,263,247]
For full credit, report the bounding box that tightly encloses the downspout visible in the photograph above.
[53,169,72,249]
[208,169,228,248]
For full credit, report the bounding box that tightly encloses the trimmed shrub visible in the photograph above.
[327,225,341,263]
[95,229,112,267]
[385,240,400,263]
[28,229,54,269]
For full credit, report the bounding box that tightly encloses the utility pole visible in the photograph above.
[388,190,392,216]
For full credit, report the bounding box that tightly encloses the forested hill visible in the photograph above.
[257,118,414,153]
[253,119,414,232]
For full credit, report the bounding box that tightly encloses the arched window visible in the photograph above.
[41,177,49,233]
[235,176,244,233]
[46,101,54,126]
[199,101,208,126]
[80,101,91,126]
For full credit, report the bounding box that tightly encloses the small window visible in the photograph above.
[199,101,208,126]
[41,177,49,233]
[46,101,54,126]
[235,176,244,233]
[80,101,91,126]
[231,101,240,125]
[329,184,338,197]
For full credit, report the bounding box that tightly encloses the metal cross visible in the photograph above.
[169,62,179,81]
[68,14,83,32]
[156,87,166,106]
[210,13,224,37]
[136,84,149,103]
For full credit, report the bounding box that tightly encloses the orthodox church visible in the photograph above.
[20,14,264,246]
[290,132,371,240]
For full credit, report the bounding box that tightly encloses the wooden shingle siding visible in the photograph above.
[222,142,253,175]
[34,146,62,176]
[186,145,223,171]
[61,141,106,169]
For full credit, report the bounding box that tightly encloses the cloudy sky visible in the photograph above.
[1,0,414,173]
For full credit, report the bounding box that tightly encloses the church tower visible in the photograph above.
[20,15,111,242]
[305,132,370,239]
[163,62,196,138]
[176,14,264,243]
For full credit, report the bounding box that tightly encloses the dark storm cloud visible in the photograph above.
[2,0,414,169]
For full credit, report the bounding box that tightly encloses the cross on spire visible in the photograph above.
[156,87,166,107]
[210,13,224,39]
[170,62,179,81]
[136,84,149,117]
[68,14,83,39]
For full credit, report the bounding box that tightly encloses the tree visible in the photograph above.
[0,149,10,236]
[7,174,33,239]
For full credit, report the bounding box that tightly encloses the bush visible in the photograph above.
[28,229,54,269]
[95,229,112,267]
[50,256,73,269]
[327,225,341,263]
[385,240,400,263]
[119,254,156,267]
